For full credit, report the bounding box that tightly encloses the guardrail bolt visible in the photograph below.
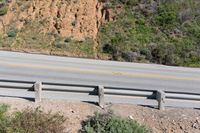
[157,90,165,110]
[98,85,104,108]
[34,81,42,103]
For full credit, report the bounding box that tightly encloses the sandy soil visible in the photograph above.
[0,97,199,133]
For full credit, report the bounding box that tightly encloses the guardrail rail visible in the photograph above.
[0,79,199,110]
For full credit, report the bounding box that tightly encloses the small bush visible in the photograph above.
[0,6,8,16]
[155,4,178,29]
[122,51,138,62]
[0,105,66,133]
[0,104,10,133]
[0,35,3,46]
[142,43,177,65]
[9,107,66,133]
[7,30,17,38]
[140,48,152,60]
[82,112,151,133]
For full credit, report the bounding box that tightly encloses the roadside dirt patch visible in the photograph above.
[0,97,199,133]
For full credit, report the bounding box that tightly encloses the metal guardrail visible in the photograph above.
[0,79,199,110]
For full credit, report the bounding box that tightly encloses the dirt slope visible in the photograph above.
[0,0,110,40]
[0,97,200,133]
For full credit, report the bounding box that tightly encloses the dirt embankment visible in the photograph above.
[0,0,114,40]
[0,97,200,133]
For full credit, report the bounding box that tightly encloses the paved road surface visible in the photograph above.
[0,51,200,93]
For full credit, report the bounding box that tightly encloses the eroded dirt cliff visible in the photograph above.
[0,0,113,40]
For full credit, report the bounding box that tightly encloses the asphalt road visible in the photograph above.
[0,51,200,93]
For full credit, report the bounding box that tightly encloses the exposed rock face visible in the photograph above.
[0,0,111,40]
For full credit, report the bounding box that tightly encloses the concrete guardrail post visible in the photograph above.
[34,81,42,103]
[98,85,104,108]
[157,90,165,110]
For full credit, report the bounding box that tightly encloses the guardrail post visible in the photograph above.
[34,81,42,103]
[98,85,104,108]
[157,90,165,110]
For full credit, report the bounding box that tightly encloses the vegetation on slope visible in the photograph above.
[98,0,200,67]
[1,20,96,58]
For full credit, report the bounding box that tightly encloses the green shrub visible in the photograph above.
[150,43,176,65]
[82,112,151,133]
[0,104,10,133]
[140,48,152,60]
[155,4,178,29]
[182,21,200,38]
[0,6,8,16]
[7,30,17,38]
[0,35,3,46]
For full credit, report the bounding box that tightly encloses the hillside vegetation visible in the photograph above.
[0,0,200,67]
[98,0,200,67]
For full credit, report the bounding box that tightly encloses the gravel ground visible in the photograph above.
[0,97,199,133]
